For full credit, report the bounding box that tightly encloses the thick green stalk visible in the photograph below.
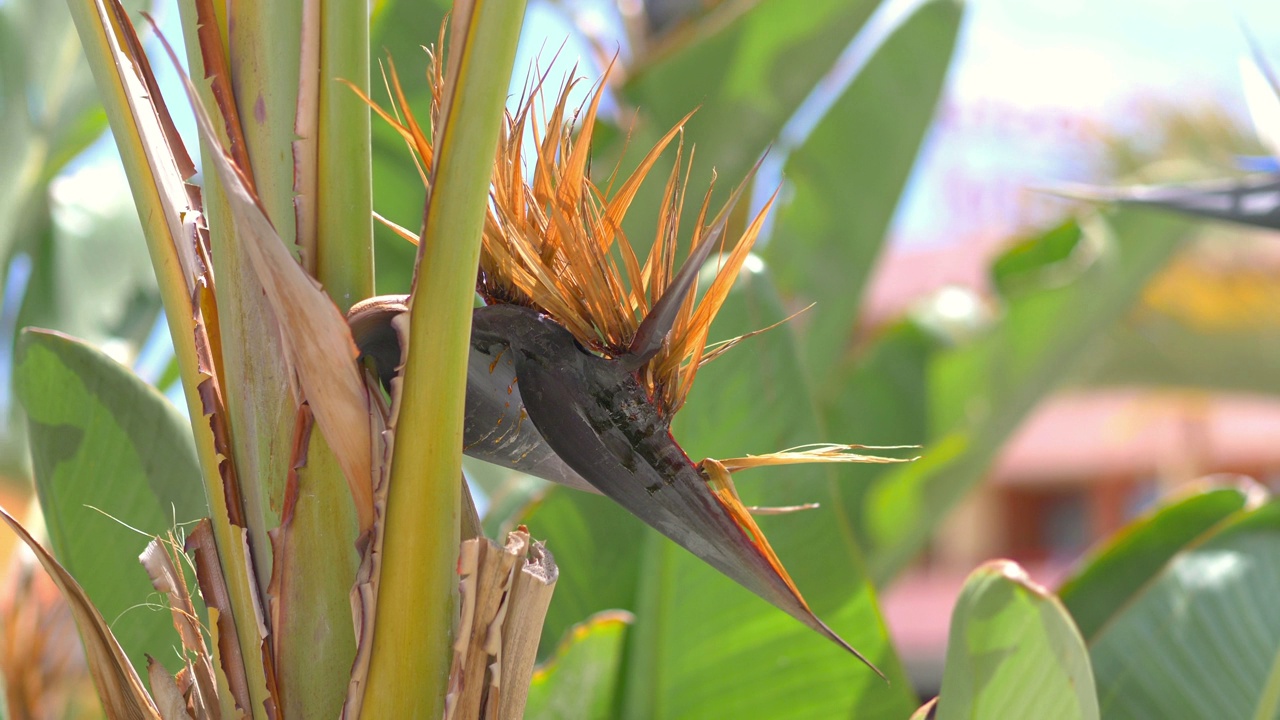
[64,1,275,716]
[270,1,373,710]
[175,0,296,602]
[315,0,374,310]
[228,0,302,254]
[361,2,526,716]
[275,433,361,718]
[178,2,373,713]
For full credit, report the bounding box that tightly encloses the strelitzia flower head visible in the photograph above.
[349,47,910,676]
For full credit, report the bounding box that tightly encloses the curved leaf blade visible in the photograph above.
[1088,501,1280,720]
[935,560,1099,720]
[767,0,962,384]
[14,328,207,678]
[623,0,881,205]
[1058,477,1264,640]
[860,209,1190,583]
[524,611,632,720]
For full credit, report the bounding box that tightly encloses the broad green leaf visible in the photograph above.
[621,532,908,720]
[0,0,127,272]
[517,488,645,660]
[614,268,914,718]
[767,0,962,384]
[524,611,632,720]
[4,163,159,480]
[13,328,207,680]
[368,0,450,295]
[1058,478,1263,640]
[1084,312,1280,396]
[608,0,882,248]
[858,209,1190,583]
[623,0,880,193]
[935,560,1099,720]
[15,163,160,352]
[1088,501,1280,720]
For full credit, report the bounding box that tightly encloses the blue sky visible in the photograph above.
[894,0,1280,246]
[513,0,1280,248]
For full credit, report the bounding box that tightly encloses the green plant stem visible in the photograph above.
[64,2,274,716]
[316,0,374,310]
[268,0,372,711]
[361,2,526,716]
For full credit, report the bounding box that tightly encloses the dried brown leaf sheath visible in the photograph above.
[444,531,558,720]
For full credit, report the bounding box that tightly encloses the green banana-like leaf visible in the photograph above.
[1083,311,1280,396]
[624,0,877,181]
[367,0,450,294]
[0,0,133,270]
[1082,498,1280,719]
[851,209,1190,583]
[7,161,161,480]
[13,328,207,680]
[1058,477,1264,640]
[607,0,882,247]
[524,611,633,720]
[767,0,962,385]
[934,560,1099,720]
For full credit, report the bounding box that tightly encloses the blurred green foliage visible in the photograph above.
[10,0,1280,717]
